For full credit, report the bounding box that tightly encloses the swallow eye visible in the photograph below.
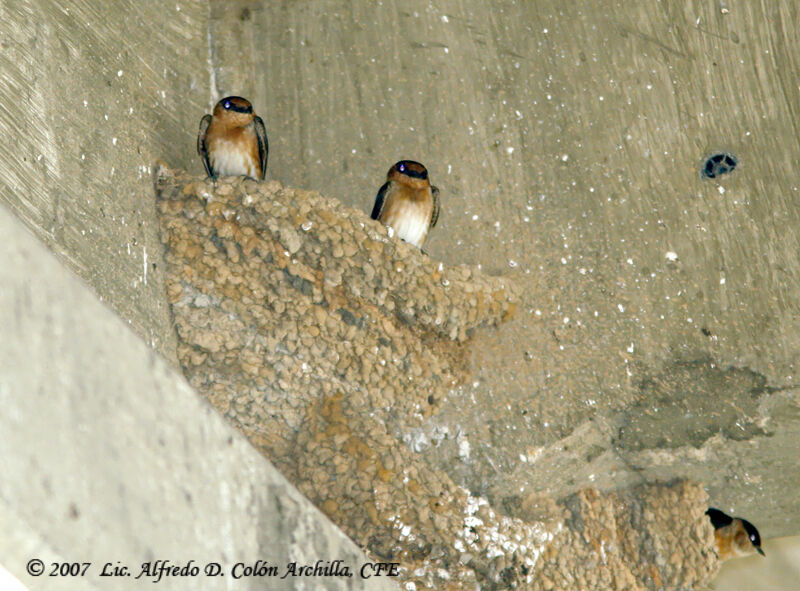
[223,100,232,110]
[398,163,406,172]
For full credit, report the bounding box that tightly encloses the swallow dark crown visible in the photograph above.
[740,518,762,547]
[394,160,428,180]
[219,96,253,114]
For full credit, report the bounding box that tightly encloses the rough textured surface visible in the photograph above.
[0,0,211,360]
[0,204,396,591]
[532,481,717,591]
[157,168,720,589]
[210,0,800,541]
[155,166,518,464]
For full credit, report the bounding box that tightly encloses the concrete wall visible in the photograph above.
[0,0,212,360]
[209,0,800,541]
[0,204,395,591]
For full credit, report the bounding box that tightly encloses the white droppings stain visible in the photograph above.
[720,276,726,285]
[665,251,679,261]
[457,432,470,460]
[617,303,625,313]
[117,70,123,77]
[112,137,118,146]
[718,185,726,194]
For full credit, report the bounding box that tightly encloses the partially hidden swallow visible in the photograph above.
[706,507,765,560]
[197,96,268,180]
[370,160,440,249]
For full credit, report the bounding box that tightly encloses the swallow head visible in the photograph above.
[388,160,430,189]
[213,96,255,126]
[707,507,766,558]
[739,518,765,556]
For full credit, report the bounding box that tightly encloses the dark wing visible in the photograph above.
[705,508,733,530]
[254,115,268,180]
[430,185,440,228]
[371,181,390,220]
[197,114,213,178]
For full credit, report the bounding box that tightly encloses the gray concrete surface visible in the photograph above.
[0,205,396,591]
[212,0,800,544]
[0,0,213,361]
[707,535,800,591]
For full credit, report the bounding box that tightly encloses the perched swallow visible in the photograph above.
[706,507,765,560]
[370,160,440,249]
[197,96,268,180]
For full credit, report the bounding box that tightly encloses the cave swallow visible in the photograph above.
[706,507,765,560]
[197,96,268,180]
[370,160,440,249]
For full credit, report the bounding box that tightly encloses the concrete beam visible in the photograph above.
[0,205,396,591]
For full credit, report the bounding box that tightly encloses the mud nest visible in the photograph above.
[155,166,719,589]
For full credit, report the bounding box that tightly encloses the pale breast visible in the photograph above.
[382,191,433,248]
[209,137,259,178]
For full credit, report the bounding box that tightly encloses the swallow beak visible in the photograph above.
[756,547,766,557]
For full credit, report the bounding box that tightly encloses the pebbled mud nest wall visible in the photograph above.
[156,167,719,589]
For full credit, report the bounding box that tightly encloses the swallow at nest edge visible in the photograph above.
[370,160,440,249]
[197,96,268,180]
[706,507,766,560]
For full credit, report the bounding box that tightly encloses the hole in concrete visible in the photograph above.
[702,152,737,179]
